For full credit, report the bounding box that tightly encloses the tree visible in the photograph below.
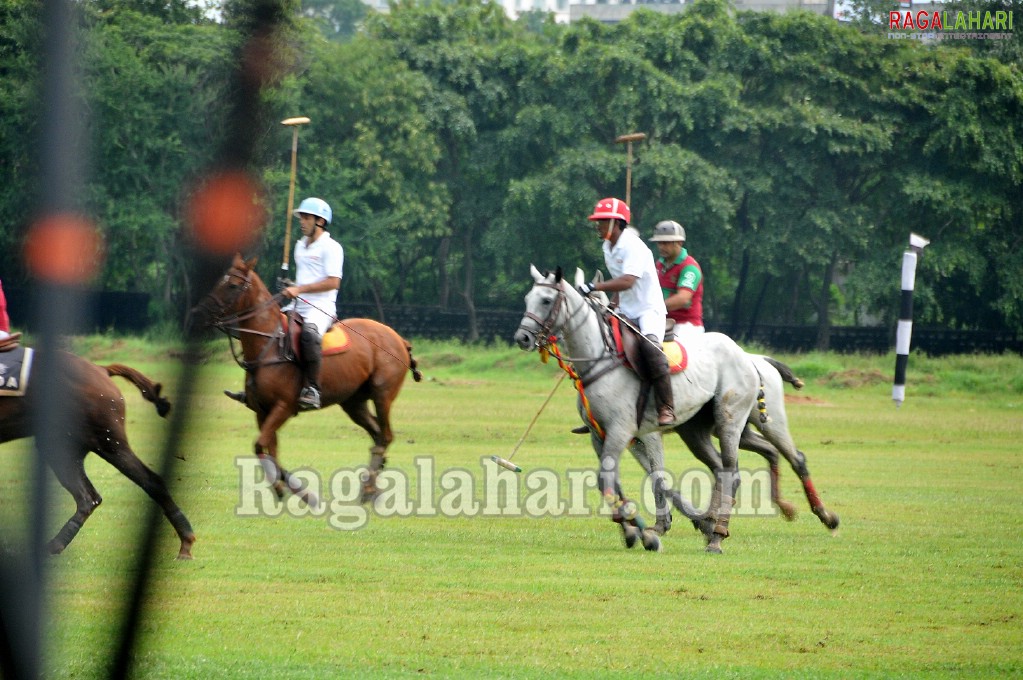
[262,29,448,317]
[302,0,370,41]
[80,6,237,321]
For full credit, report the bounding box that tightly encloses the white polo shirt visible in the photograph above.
[291,231,344,334]
[602,227,667,338]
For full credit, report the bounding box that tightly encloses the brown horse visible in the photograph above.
[192,254,422,502]
[0,352,196,559]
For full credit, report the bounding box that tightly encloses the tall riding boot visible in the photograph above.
[299,326,323,410]
[641,334,675,426]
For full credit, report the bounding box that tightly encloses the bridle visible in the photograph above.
[518,279,618,383]
[194,267,290,369]
[518,280,567,352]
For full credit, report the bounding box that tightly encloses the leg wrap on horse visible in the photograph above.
[300,326,323,391]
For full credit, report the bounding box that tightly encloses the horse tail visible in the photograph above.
[406,342,423,383]
[103,364,172,418]
[761,356,804,390]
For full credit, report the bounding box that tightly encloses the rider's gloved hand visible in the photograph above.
[578,282,597,296]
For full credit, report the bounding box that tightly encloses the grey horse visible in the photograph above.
[515,266,760,553]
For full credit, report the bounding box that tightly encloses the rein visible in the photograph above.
[198,269,291,370]
[518,281,609,364]
[520,279,621,387]
[542,340,605,440]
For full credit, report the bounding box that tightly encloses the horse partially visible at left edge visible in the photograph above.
[0,349,195,558]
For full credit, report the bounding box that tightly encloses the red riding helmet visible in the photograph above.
[588,197,631,224]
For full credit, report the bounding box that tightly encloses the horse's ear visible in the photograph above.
[554,266,563,283]
[245,256,259,270]
[530,264,544,283]
[573,268,585,288]
[232,252,246,267]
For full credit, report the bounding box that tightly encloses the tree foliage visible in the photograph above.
[2,0,1021,343]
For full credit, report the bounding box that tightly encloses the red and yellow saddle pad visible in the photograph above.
[662,340,688,374]
[322,323,351,356]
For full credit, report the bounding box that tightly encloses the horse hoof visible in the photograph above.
[705,542,723,554]
[361,489,378,504]
[641,529,662,552]
[622,524,641,549]
[778,501,798,521]
[176,536,197,560]
[825,511,840,531]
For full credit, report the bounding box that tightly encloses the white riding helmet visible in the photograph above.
[294,197,332,224]
[649,220,686,243]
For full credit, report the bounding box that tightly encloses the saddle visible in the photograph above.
[281,311,351,361]
[608,316,688,375]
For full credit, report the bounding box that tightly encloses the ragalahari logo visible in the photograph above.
[888,9,1015,40]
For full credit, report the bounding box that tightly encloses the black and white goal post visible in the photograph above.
[893,232,930,408]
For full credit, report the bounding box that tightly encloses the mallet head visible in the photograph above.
[282,116,311,126]
[615,132,647,144]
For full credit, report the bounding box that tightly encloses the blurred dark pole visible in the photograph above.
[107,1,286,677]
[8,0,92,679]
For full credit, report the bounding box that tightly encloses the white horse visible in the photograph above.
[658,354,840,534]
[570,269,839,536]
[515,266,761,553]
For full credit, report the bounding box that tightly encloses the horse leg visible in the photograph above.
[755,414,840,531]
[627,433,671,535]
[622,435,665,551]
[738,426,798,521]
[94,437,196,560]
[255,406,292,500]
[672,422,723,543]
[705,403,747,554]
[340,397,390,503]
[46,449,102,555]
[595,429,642,550]
[752,358,838,530]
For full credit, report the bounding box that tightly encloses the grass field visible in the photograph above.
[2,337,1022,678]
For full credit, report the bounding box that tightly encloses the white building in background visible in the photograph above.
[486,0,835,24]
[358,0,850,24]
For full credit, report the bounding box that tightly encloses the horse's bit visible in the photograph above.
[197,268,290,369]
[518,280,618,384]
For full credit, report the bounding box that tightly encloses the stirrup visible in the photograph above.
[298,387,321,410]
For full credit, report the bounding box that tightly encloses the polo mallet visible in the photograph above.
[280,116,310,276]
[614,132,646,206]
[491,372,567,473]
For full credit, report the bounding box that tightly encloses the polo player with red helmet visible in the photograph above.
[578,197,675,426]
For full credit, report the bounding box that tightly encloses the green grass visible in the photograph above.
[2,338,1022,678]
